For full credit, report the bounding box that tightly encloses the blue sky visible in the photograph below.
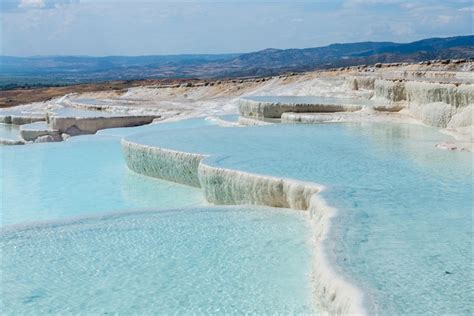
[1,0,472,56]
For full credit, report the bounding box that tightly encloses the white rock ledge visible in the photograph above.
[20,122,60,142]
[239,97,365,120]
[0,138,25,145]
[49,114,157,135]
[0,114,45,125]
[1,107,160,143]
[121,137,366,315]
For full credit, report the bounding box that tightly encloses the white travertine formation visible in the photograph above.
[204,116,241,127]
[20,122,59,141]
[404,81,474,107]
[199,162,320,210]
[2,112,156,143]
[282,112,348,124]
[34,134,63,143]
[0,138,25,145]
[239,98,363,120]
[238,116,273,126]
[309,196,365,315]
[373,79,474,107]
[122,140,205,187]
[447,105,473,128]
[121,138,366,315]
[346,75,377,90]
[49,115,156,135]
[372,79,474,128]
[419,102,455,128]
[350,69,473,85]
[0,114,45,125]
[394,70,473,83]
[281,110,417,125]
[0,104,159,143]
[373,79,407,102]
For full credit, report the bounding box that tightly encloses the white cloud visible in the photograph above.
[343,0,405,8]
[18,0,45,8]
[458,6,474,12]
[291,18,304,23]
[437,15,454,25]
[2,0,471,56]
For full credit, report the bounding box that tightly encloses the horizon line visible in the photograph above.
[2,34,471,59]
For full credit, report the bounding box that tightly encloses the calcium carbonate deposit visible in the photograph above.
[121,122,472,315]
[1,61,473,315]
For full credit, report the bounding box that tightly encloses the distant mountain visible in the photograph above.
[0,35,472,89]
[217,35,473,77]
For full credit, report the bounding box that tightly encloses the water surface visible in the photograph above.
[126,122,473,314]
[0,119,217,226]
[1,207,316,314]
[1,118,317,314]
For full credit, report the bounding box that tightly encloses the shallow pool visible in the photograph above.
[125,122,473,314]
[0,118,218,226]
[1,117,318,314]
[1,207,316,314]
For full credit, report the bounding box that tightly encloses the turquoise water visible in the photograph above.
[2,118,472,314]
[0,118,317,314]
[0,119,218,226]
[126,122,473,314]
[0,135,204,226]
[1,207,315,314]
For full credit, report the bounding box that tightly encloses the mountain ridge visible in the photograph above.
[1,35,472,89]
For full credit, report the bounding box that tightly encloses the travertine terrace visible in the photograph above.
[1,59,472,149]
[117,59,473,314]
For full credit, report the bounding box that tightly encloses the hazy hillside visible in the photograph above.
[1,35,472,89]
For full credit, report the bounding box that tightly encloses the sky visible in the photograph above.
[0,0,472,56]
